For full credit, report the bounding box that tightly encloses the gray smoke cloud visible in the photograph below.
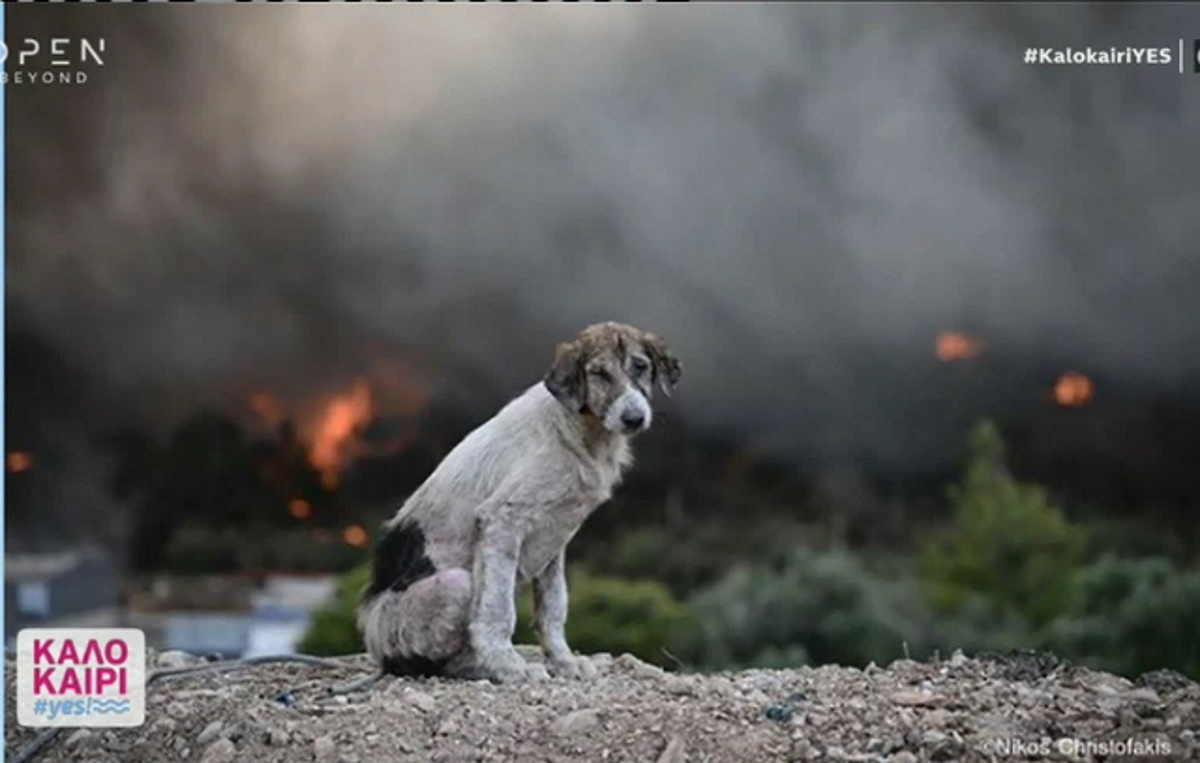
[9,4,1200,473]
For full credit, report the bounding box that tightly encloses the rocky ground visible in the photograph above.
[6,648,1199,762]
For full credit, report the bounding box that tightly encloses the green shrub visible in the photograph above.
[679,547,930,670]
[514,568,691,667]
[297,563,370,656]
[918,420,1087,627]
[1044,555,1200,679]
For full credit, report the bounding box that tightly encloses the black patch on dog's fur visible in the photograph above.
[381,653,449,678]
[363,520,437,601]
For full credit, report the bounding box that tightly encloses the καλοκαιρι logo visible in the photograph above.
[17,628,145,727]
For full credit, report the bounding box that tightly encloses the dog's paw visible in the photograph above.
[476,648,549,685]
[547,654,598,681]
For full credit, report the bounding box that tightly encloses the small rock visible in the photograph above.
[550,708,602,736]
[890,691,944,707]
[157,650,198,669]
[313,735,337,763]
[436,719,460,736]
[269,728,291,746]
[402,689,437,713]
[656,735,687,763]
[924,709,953,729]
[166,701,191,720]
[199,739,236,763]
[665,676,697,696]
[382,700,408,716]
[949,650,968,668]
[196,720,225,746]
[1126,687,1161,704]
[275,692,296,709]
[615,653,666,680]
[64,729,94,748]
[890,753,918,763]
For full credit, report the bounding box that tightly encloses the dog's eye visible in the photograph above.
[630,358,649,374]
[589,368,612,382]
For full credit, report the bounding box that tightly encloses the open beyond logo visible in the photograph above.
[16,629,146,727]
[0,37,106,86]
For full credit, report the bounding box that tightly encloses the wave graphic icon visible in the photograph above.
[90,699,131,714]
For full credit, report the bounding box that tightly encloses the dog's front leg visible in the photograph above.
[468,526,549,684]
[534,549,598,680]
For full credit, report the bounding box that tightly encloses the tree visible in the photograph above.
[918,420,1087,628]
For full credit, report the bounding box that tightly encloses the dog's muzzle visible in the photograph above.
[607,387,652,435]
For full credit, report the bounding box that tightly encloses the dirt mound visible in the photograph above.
[7,649,1199,762]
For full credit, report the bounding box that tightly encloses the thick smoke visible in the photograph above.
[8,4,1200,476]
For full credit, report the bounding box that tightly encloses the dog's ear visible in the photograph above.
[641,332,682,397]
[544,340,587,412]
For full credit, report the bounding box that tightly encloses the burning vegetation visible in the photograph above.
[1054,372,1094,408]
[308,379,373,490]
[935,331,984,362]
[6,452,34,473]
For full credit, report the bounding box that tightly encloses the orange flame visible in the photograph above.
[936,332,984,362]
[342,525,368,548]
[310,379,372,489]
[1054,373,1093,407]
[247,392,286,428]
[288,498,312,521]
[6,452,33,473]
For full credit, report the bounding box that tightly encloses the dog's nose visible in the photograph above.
[621,411,646,431]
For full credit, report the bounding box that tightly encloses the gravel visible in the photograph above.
[6,648,1198,762]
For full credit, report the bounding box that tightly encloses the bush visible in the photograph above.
[678,547,930,670]
[299,564,690,666]
[918,421,1087,628]
[515,569,691,667]
[596,519,814,599]
[1044,555,1200,679]
[297,563,370,656]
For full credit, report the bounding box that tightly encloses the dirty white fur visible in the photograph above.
[359,383,633,683]
[359,322,679,684]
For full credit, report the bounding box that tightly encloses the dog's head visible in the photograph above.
[544,322,681,436]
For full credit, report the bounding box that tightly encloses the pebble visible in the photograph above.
[199,739,236,763]
[615,653,666,680]
[402,689,437,713]
[166,701,191,720]
[157,650,198,669]
[550,708,602,736]
[656,735,687,763]
[314,735,337,763]
[196,720,225,745]
[890,691,943,707]
[890,753,918,763]
[1126,687,1161,704]
[64,729,94,748]
[436,719,461,736]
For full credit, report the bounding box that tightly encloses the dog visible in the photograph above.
[357,322,681,684]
